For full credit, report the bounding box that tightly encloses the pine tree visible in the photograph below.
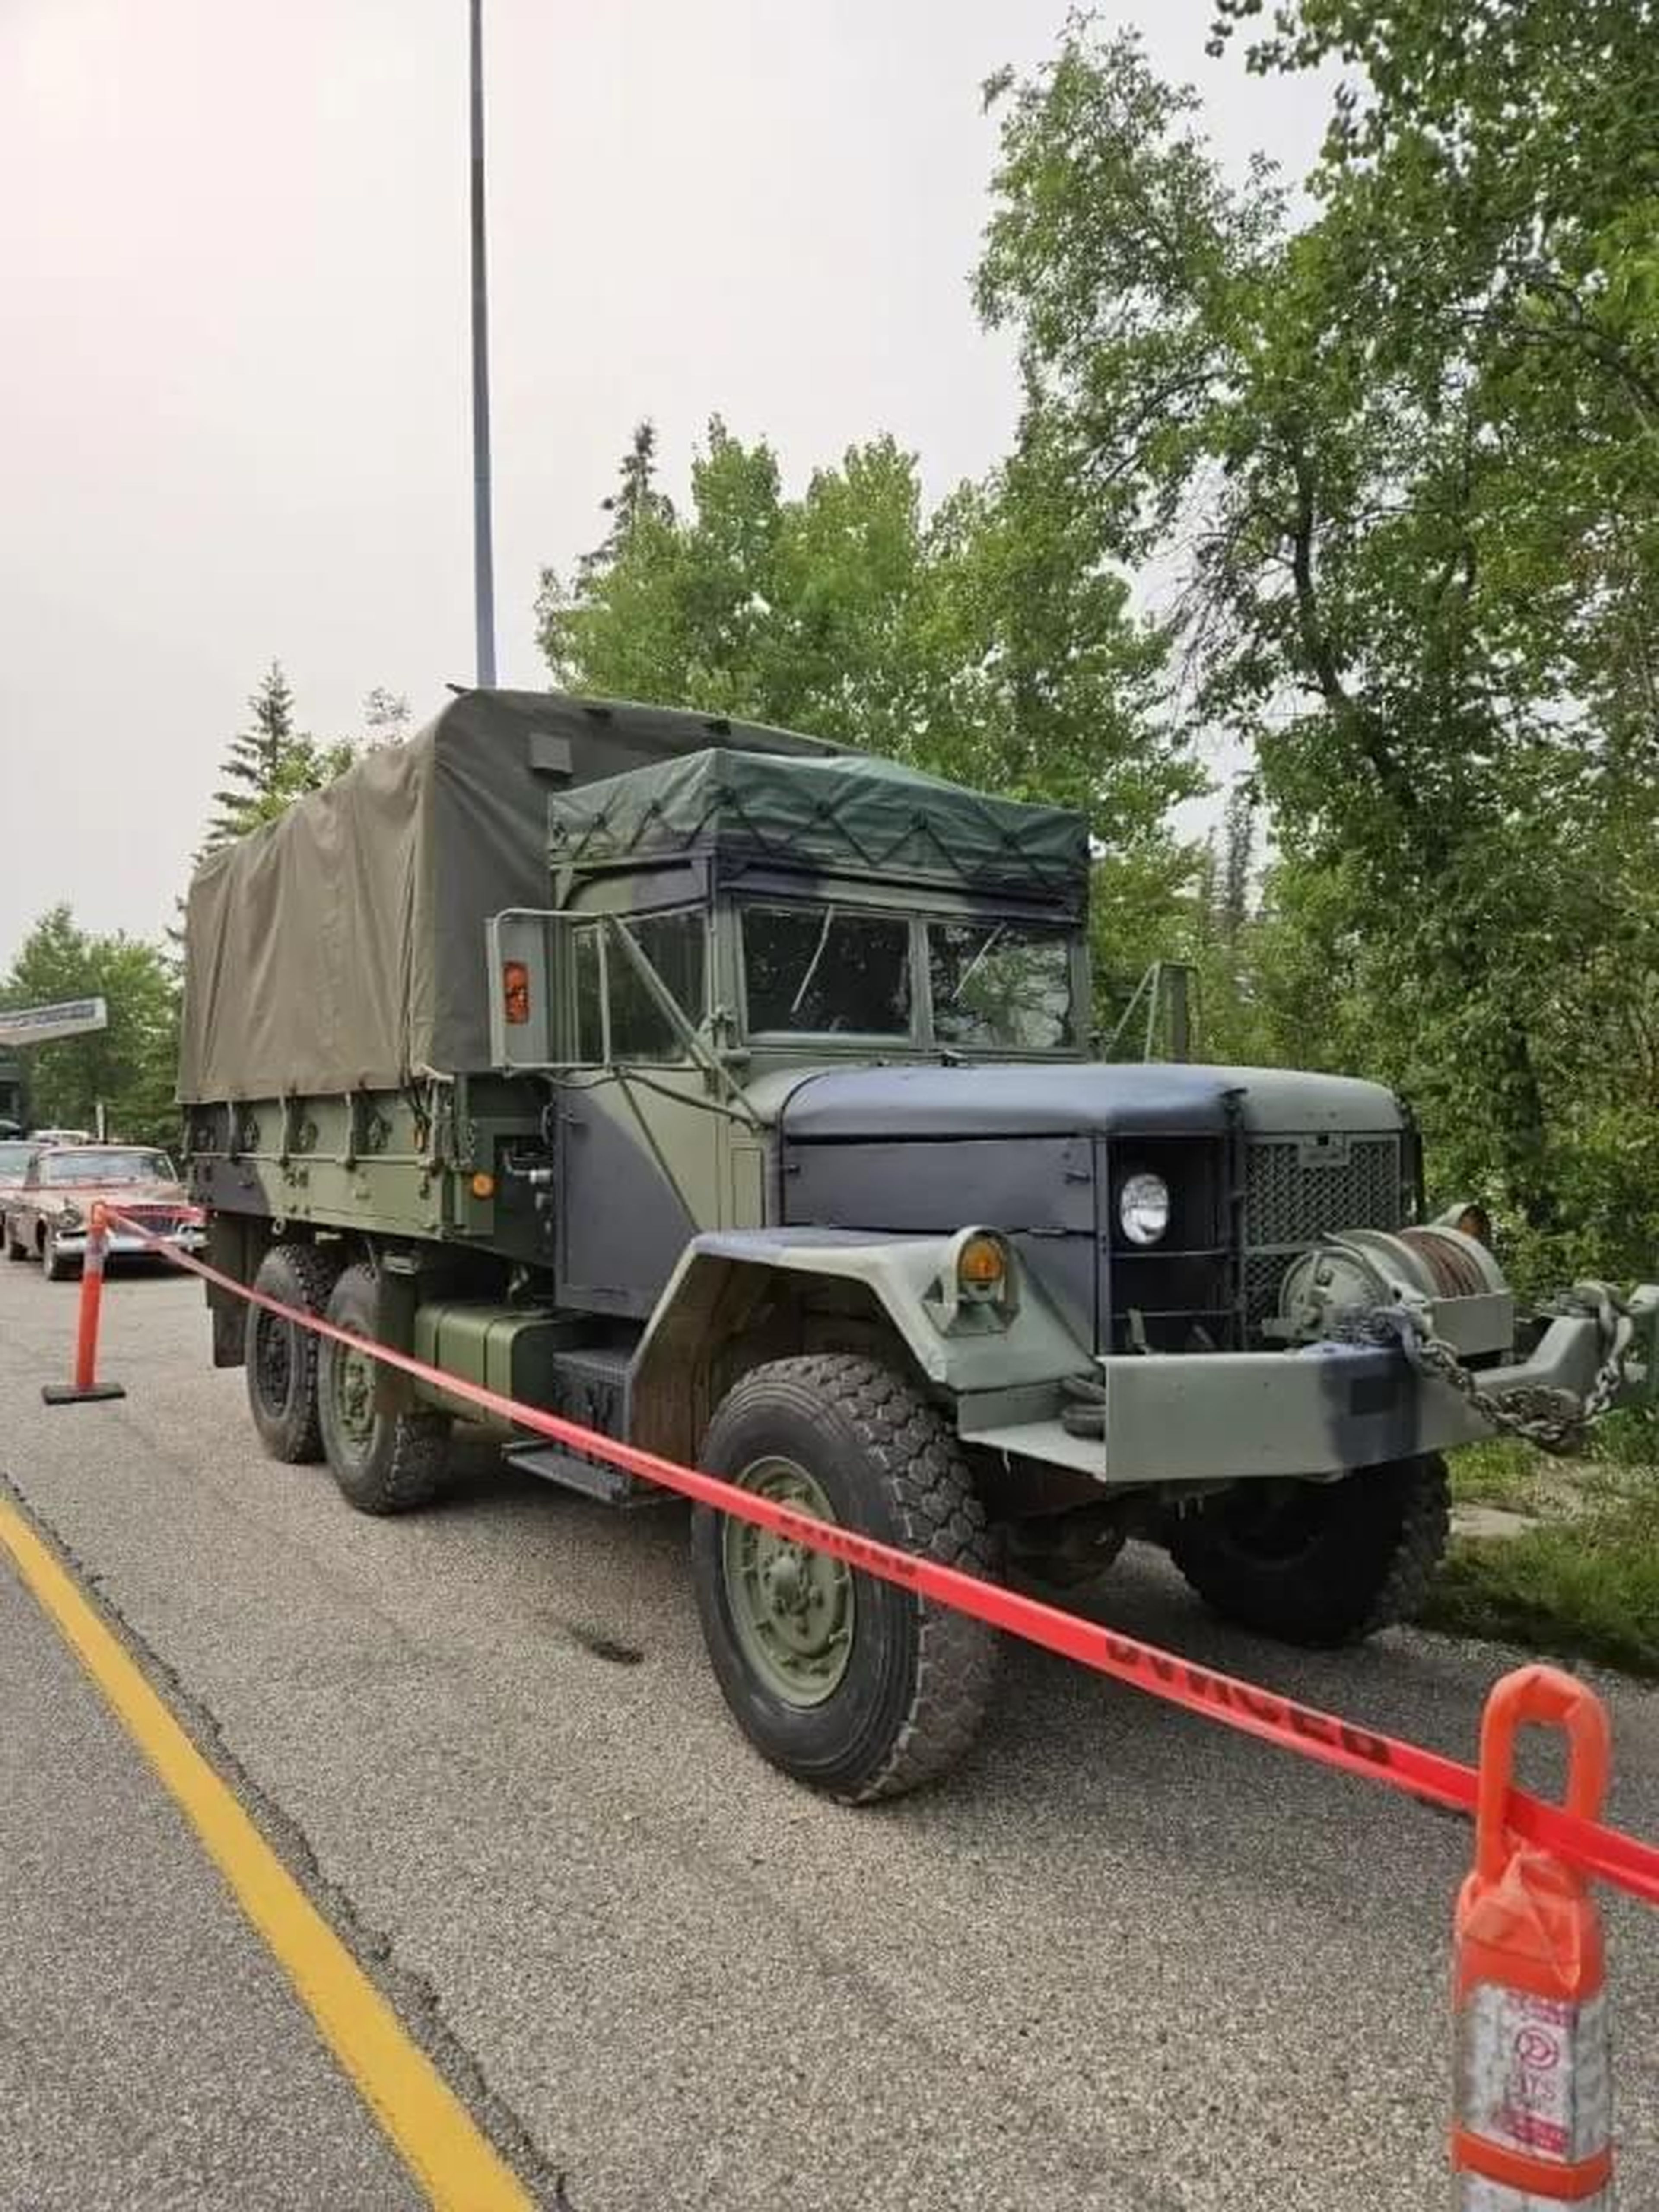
[586,420,675,583]
[200,663,352,853]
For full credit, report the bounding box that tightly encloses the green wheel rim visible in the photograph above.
[252,1311,293,1411]
[331,1341,378,1456]
[721,1456,855,1707]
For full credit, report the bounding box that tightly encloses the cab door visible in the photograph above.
[555,911,724,1319]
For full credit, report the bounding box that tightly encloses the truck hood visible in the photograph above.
[768,1062,1404,1141]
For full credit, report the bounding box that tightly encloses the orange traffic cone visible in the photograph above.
[41,1199,126,1406]
[1453,1664,1614,2207]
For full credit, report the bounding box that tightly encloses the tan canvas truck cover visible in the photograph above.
[178,689,840,1101]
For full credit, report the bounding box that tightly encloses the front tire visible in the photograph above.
[42,1225,77,1281]
[245,1242,343,1462]
[691,1354,999,1803]
[316,1262,451,1514]
[1166,1454,1450,1646]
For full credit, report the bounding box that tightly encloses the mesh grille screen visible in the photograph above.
[1244,1136,1403,1333]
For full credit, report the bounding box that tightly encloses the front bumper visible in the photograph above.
[53,1224,206,1260]
[959,1310,1615,1490]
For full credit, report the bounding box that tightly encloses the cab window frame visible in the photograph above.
[735,897,923,1047]
[564,906,710,1067]
[923,916,1080,1055]
[732,892,1084,1055]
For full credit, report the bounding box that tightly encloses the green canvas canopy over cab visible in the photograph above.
[547,748,1090,912]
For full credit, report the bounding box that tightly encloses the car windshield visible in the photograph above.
[0,1141,36,1179]
[927,921,1077,1051]
[41,1149,174,1186]
[741,904,912,1037]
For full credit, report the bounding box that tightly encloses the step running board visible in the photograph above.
[503,1442,667,1509]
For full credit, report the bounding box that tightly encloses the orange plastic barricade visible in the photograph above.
[1453,1665,1613,2207]
[41,1200,126,1406]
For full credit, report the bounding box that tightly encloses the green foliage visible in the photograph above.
[201,663,354,854]
[1587,1402,1659,1470]
[1446,1440,1554,1518]
[536,412,1202,1000]
[978,13,1659,1274]
[1425,1488,1659,1678]
[0,907,179,1147]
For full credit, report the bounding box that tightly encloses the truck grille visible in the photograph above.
[1244,1135,1404,1336]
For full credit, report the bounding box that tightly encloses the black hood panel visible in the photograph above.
[778,1062,1400,1142]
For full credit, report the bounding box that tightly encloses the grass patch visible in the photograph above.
[1423,1486,1659,1678]
[1448,1437,1551,1515]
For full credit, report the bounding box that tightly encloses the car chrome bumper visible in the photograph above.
[52,1227,206,1259]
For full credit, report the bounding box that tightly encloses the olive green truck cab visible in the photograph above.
[180,690,1656,1800]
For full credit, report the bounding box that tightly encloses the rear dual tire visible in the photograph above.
[245,1245,450,1513]
[315,1263,451,1515]
[246,1243,343,1461]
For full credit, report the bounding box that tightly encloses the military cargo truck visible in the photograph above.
[180,689,1648,1801]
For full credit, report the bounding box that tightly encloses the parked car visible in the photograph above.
[0,1141,38,1246]
[4,1144,203,1279]
[28,1127,92,1147]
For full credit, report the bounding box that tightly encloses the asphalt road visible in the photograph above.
[1,1257,1656,2210]
[0,1568,423,2212]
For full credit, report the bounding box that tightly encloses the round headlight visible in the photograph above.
[1119,1171,1170,1246]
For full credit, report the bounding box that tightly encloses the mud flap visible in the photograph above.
[372,1263,420,1416]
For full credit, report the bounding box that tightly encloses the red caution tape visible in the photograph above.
[105,1208,1659,1910]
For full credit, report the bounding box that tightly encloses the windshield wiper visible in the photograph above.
[788,907,838,1019]
[948,925,1004,1005]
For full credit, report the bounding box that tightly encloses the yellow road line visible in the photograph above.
[0,1497,533,2212]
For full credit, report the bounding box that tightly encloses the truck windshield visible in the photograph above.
[742,905,912,1036]
[928,921,1076,1051]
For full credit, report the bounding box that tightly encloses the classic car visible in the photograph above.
[4,1144,204,1279]
[0,1138,38,1205]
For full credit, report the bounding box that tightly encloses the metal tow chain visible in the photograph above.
[1337,1287,1634,1458]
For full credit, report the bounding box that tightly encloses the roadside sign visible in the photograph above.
[0,997,109,1048]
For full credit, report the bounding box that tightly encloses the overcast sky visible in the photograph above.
[0,1,1328,962]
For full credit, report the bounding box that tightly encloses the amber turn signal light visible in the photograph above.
[957,1233,1008,1292]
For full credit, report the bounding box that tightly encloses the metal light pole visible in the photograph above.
[468,0,498,687]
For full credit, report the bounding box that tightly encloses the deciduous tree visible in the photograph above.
[1,908,179,1146]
